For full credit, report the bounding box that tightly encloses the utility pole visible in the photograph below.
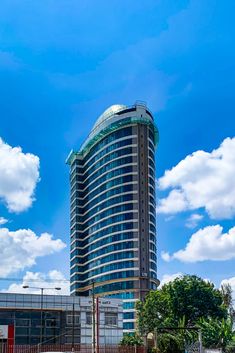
[40,288,44,347]
[96,297,99,353]
[92,282,96,353]
[72,303,75,352]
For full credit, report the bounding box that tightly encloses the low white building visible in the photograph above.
[0,293,123,346]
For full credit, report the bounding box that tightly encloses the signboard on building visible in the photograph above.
[0,325,8,339]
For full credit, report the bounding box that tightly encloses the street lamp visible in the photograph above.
[22,285,61,347]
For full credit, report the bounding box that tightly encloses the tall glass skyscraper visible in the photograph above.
[66,103,159,331]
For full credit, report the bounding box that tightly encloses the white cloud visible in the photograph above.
[0,138,40,213]
[158,137,235,220]
[162,225,235,263]
[161,251,172,262]
[160,273,183,287]
[4,270,70,296]
[0,227,66,276]
[185,213,203,228]
[221,277,235,300]
[0,217,8,225]
[157,189,188,214]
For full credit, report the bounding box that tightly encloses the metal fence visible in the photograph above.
[0,344,147,353]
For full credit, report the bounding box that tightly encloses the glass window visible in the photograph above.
[71,250,135,273]
[123,302,135,310]
[16,319,30,327]
[86,312,92,325]
[71,241,136,265]
[66,314,80,325]
[123,312,135,320]
[123,322,134,330]
[30,327,40,336]
[71,260,136,283]
[85,127,133,162]
[15,327,29,336]
[105,312,117,326]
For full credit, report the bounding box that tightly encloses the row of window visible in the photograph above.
[70,260,136,282]
[105,292,135,300]
[82,147,135,187]
[71,170,133,217]
[71,212,138,238]
[83,126,133,165]
[70,251,135,273]
[71,280,135,295]
[72,192,134,225]
[71,221,137,249]
[71,241,137,264]
[82,142,136,181]
[71,231,136,254]
[66,312,118,327]
[72,202,134,231]
[71,171,134,206]
[81,137,135,173]
[70,124,155,180]
[70,127,134,174]
[72,270,136,289]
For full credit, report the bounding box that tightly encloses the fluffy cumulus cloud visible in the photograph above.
[158,137,235,220]
[160,273,183,287]
[4,270,70,296]
[0,227,66,276]
[162,225,235,263]
[0,138,40,213]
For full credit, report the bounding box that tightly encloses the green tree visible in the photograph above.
[136,287,171,334]
[156,332,183,353]
[198,317,234,351]
[119,333,144,346]
[165,275,227,324]
[137,275,227,334]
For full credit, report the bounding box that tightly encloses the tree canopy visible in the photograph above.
[136,275,233,351]
[137,275,227,334]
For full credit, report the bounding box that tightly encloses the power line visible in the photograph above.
[0,277,70,283]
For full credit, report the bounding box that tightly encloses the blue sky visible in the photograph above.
[0,0,234,294]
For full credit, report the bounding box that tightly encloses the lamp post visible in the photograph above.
[22,285,61,348]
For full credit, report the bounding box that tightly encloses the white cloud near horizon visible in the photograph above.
[3,270,70,296]
[185,213,203,229]
[162,225,235,263]
[160,273,183,287]
[221,277,235,300]
[158,137,235,220]
[0,138,40,213]
[0,227,66,277]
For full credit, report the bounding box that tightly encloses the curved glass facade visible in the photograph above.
[67,103,159,332]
